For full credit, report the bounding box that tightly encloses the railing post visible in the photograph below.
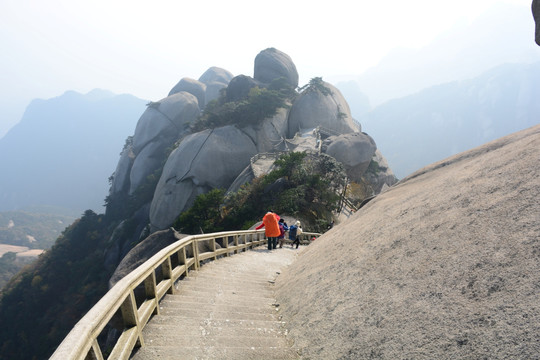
[179,247,189,276]
[212,237,217,260]
[143,272,160,315]
[161,257,174,295]
[85,339,104,360]
[193,240,200,270]
[224,235,230,257]
[120,291,145,347]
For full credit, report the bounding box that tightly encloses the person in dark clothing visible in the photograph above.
[278,218,288,248]
[289,220,302,249]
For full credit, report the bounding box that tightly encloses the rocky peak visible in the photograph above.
[534,0,540,45]
[254,47,299,87]
[107,48,396,235]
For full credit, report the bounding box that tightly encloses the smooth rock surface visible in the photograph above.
[168,77,206,108]
[533,0,540,45]
[254,48,299,87]
[149,126,258,230]
[276,124,540,359]
[322,132,377,181]
[288,81,359,136]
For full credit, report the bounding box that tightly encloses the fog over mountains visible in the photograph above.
[0,90,147,213]
[0,2,538,213]
[334,3,539,108]
[333,3,540,179]
[359,62,540,178]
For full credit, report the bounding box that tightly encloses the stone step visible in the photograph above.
[174,288,276,301]
[159,299,278,315]
[185,264,277,282]
[130,247,299,360]
[143,322,286,338]
[175,286,274,299]
[157,307,277,322]
[146,315,286,330]
[132,345,299,360]
[177,279,274,292]
[166,290,275,304]
[142,333,289,348]
[161,294,277,308]
[178,274,278,286]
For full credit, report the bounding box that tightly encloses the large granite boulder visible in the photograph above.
[199,66,234,85]
[199,67,234,104]
[533,0,540,45]
[132,92,199,154]
[149,105,290,231]
[109,228,188,287]
[149,126,258,230]
[288,81,359,137]
[128,92,199,193]
[129,141,168,194]
[168,77,206,108]
[363,150,399,194]
[276,124,540,359]
[254,48,299,88]
[226,75,261,102]
[238,106,289,152]
[110,144,135,194]
[322,132,377,181]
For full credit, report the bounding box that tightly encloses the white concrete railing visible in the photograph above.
[51,229,320,360]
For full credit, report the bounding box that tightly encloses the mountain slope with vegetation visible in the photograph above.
[0,49,394,360]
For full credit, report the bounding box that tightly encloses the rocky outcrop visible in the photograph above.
[226,75,261,102]
[533,0,540,45]
[110,144,135,195]
[109,48,397,235]
[238,107,289,152]
[322,132,377,181]
[198,67,234,104]
[168,77,206,108]
[364,150,399,193]
[276,124,540,359]
[109,228,187,286]
[124,92,199,194]
[254,48,299,87]
[288,81,359,137]
[149,126,258,230]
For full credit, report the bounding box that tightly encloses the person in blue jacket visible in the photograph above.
[289,220,302,249]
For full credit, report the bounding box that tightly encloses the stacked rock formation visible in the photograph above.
[109,48,397,233]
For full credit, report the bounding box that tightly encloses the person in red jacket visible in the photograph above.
[256,211,280,250]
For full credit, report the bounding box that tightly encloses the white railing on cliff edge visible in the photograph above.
[50,229,321,360]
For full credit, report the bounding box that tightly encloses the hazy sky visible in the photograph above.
[0,0,533,137]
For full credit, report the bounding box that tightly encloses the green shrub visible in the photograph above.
[191,82,292,132]
[298,77,333,96]
[172,152,347,234]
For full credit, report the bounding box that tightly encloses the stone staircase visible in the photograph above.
[131,247,301,359]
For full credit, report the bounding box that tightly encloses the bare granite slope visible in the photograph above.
[276,124,540,359]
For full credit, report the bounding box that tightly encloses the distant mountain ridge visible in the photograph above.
[0,89,148,213]
[359,61,540,178]
[332,3,539,108]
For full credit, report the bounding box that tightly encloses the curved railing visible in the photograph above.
[51,228,320,360]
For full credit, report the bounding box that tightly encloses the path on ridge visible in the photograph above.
[132,247,301,360]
